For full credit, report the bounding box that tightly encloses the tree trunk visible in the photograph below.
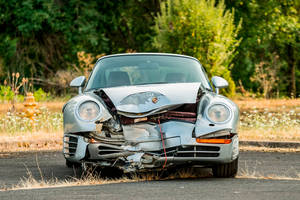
[287,45,296,98]
[291,62,296,98]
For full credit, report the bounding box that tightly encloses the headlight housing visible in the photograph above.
[78,101,100,121]
[207,104,231,123]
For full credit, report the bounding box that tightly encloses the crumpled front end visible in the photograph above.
[86,122,238,173]
[63,83,239,172]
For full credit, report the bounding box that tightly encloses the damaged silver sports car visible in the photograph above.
[63,53,239,177]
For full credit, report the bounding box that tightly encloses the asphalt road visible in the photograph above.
[0,151,300,200]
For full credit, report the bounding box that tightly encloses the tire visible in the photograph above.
[212,158,238,178]
[66,159,81,168]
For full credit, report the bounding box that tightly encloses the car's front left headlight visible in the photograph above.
[78,101,100,121]
[207,104,231,123]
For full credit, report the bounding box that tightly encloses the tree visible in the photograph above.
[0,0,120,79]
[225,0,299,97]
[153,0,241,96]
[0,0,161,82]
[105,0,161,53]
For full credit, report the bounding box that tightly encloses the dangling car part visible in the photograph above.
[63,53,239,177]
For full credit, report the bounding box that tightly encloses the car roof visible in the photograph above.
[96,53,199,63]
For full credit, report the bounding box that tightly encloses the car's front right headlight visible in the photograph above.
[207,104,231,123]
[78,101,100,121]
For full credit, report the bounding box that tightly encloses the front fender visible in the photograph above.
[195,92,239,137]
[63,93,112,134]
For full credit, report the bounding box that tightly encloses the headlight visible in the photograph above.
[207,104,231,123]
[78,101,100,121]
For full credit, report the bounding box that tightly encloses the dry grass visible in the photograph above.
[237,161,300,181]
[0,105,63,152]
[133,167,211,181]
[236,174,300,181]
[3,165,300,191]
[3,172,134,191]
[239,101,299,142]
[240,146,300,153]
[0,101,64,114]
[234,98,300,112]
[0,131,62,143]
[239,127,300,142]
[1,167,211,191]
[0,133,62,153]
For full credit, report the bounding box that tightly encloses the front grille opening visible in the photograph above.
[178,146,220,152]
[146,145,220,158]
[176,152,219,157]
[98,146,122,155]
[64,135,78,156]
[119,103,199,125]
[176,145,220,157]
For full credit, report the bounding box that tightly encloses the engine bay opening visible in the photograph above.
[119,109,197,125]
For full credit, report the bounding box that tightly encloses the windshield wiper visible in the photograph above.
[85,87,102,92]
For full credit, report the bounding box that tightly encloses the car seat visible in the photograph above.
[165,72,186,82]
[107,71,130,87]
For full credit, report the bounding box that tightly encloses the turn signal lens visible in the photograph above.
[89,138,97,143]
[196,138,232,144]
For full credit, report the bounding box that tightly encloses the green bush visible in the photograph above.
[16,95,24,102]
[0,85,25,103]
[33,88,50,102]
[0,86,14,102]
[153,0,241,96]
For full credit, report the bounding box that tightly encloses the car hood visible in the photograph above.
[101,82,201,114]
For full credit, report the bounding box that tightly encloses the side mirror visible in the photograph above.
[70,76,86,94]
[211,76,228,94]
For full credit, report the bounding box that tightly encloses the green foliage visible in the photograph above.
[0,86,14,102]
[33,88,50,102]
[0,0,120,79]
[225,0,300,97]
[0,85,25,103]
[153,0,241,96]
[0,0,298,98]
[0,0,160,88]
[107,0,160,52]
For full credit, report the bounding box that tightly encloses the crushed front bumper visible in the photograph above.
[63,133,239,172]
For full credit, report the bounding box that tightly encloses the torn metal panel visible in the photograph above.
[119,110,197,124]
[117,104,181,118]
[121,121,195,151]
[102,82,201,113]
[198,129,232,139]
[160,121,195,145]
[86,134,239,172]
[87,121,195,162]
[122,123,179,151]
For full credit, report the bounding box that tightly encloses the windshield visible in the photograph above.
[85,54,211,91]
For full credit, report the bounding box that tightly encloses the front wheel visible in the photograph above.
[212,158,238,178]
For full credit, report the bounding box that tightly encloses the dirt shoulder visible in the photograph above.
[234,98,300,112]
